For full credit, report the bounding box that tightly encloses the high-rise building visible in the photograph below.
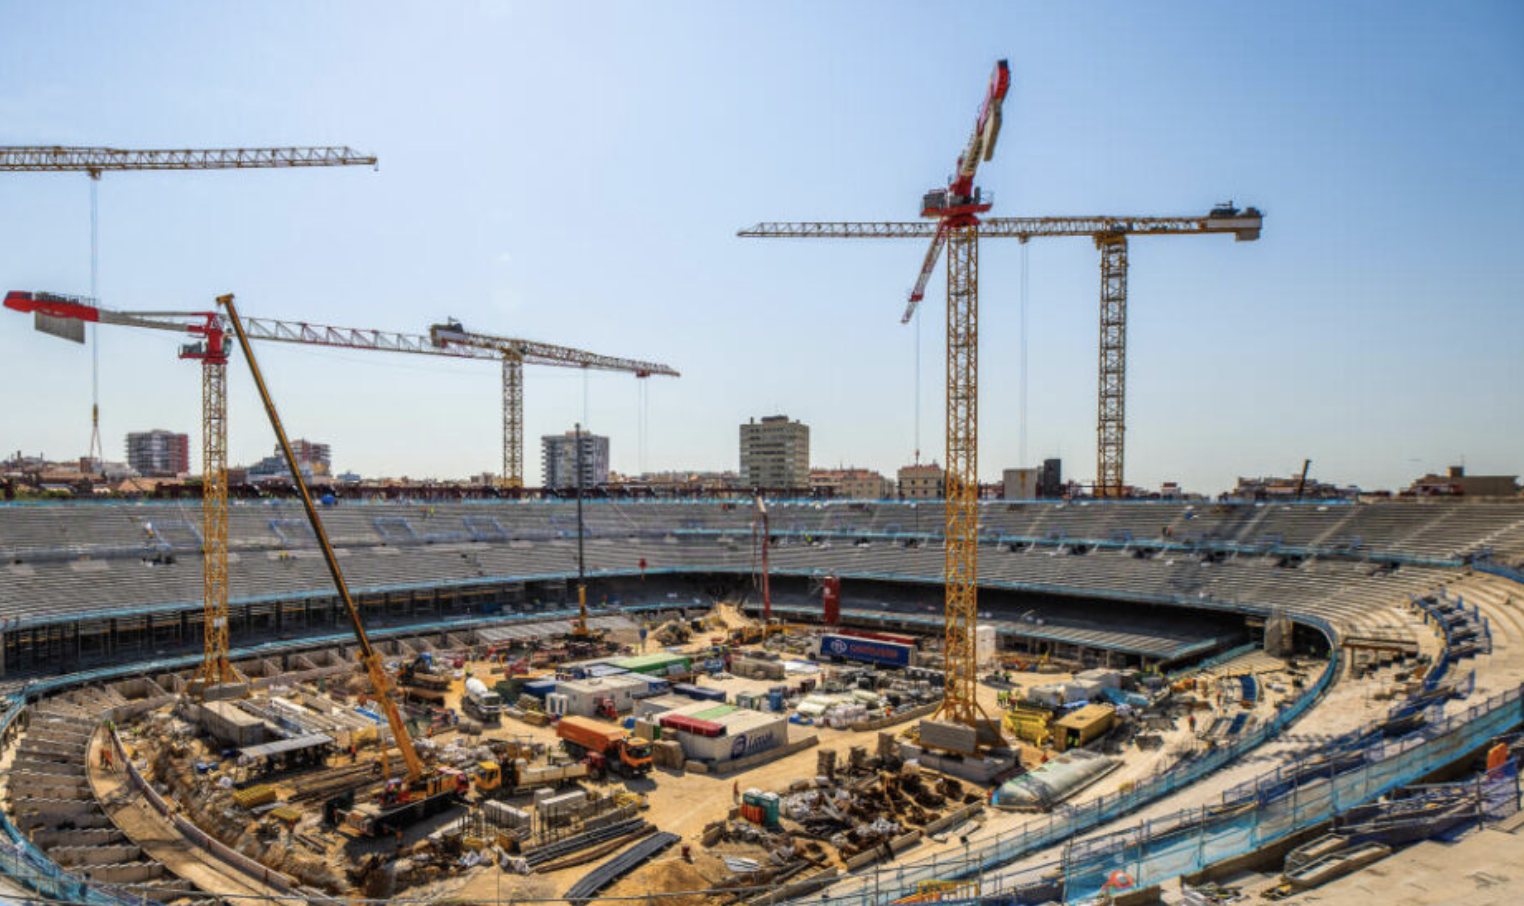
[1038,458,1063,498]
[125,430,190,476]
[542,430,610,489]
[739,416,810,490]
[898,462,946,500]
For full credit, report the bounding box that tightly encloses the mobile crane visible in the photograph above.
[215,293,465,836]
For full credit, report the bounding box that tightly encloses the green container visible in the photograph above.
[611,653,693,675]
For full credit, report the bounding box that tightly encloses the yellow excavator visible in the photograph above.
[220,295,464,836]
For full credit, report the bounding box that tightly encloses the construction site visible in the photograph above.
[2,8,1523,906]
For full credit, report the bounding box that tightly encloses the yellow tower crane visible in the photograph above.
[5,293,678,695]
[743,211,1262,498]
[744,61,1013,746]
[741,61,1263,748]
[0,145,377,470]
[427,320,679,488]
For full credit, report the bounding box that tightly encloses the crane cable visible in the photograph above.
[1020,240,1029,466]
[913,304,921,464]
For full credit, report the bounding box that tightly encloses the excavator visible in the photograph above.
[216,294,464,837]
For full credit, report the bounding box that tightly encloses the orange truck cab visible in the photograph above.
[556,715,652,776]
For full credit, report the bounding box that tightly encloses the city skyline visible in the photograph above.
[1,3,1520,493]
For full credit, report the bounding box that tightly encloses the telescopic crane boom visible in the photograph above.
[217,293,428,782]
[4,291,679,694]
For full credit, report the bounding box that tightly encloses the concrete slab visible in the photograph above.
[1266,828,1524,906]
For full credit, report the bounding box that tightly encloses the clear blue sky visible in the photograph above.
[1,1,1520,492]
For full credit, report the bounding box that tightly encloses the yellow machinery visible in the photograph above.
[740,73,1261,502]
[1003,703,1053,747]
[218,294,439,804]
[5,289,674,695]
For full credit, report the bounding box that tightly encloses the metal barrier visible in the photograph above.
[1477,560,1524,586]
[799,615,1347,906]
[1061,682,1524,901]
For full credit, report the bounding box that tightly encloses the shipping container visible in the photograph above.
[816,634,914,668]
[659,714,725,738]
[611,653,692,676]
[586,664,630,678]
[523,680,558,698]
[557,674,651,717]
[677,709,788,762]
[671,683,727,703]
[838,628,919,648]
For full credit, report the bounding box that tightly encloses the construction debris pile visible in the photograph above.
[705,740,984,883]
[132,721,349,894]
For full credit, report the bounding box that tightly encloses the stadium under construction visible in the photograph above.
[1,27,1521,906]
[0,496,1522,906]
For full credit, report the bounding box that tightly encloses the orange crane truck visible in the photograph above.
[555,715,653,777]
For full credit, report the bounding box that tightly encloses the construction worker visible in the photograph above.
[732,781,740,803]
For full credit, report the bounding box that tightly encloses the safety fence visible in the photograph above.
[777,614,1347,906]
[1476,560,1524,587]
[1060,682,1524,901]
[1411,591,1492,693]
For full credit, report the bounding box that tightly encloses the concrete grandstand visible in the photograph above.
[3,498,1524,679]
[2,497,1523,906]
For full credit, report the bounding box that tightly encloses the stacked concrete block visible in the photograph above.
[3,706,200,902]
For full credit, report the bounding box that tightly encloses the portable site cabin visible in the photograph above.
[1053,703,1116,752]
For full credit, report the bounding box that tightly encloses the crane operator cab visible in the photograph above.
[428,318,469,348]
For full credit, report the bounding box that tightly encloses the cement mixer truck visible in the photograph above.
[462,676,503,724]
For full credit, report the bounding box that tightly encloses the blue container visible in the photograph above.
[673,683,726,703]
[819,634,914,668]
[523,680,558,698]
[768,690,784,711]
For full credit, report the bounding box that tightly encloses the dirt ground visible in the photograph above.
[88,733,290,899]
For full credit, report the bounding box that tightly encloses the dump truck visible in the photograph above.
[474,758,590,796]
[462,676,503,724]
[555,715,652,777]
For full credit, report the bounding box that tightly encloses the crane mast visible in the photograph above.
[745,61,1011,748]
[4,291,677,696]
[754,494,772,631]
[427,320,679,488]
[743,61,1262,748]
